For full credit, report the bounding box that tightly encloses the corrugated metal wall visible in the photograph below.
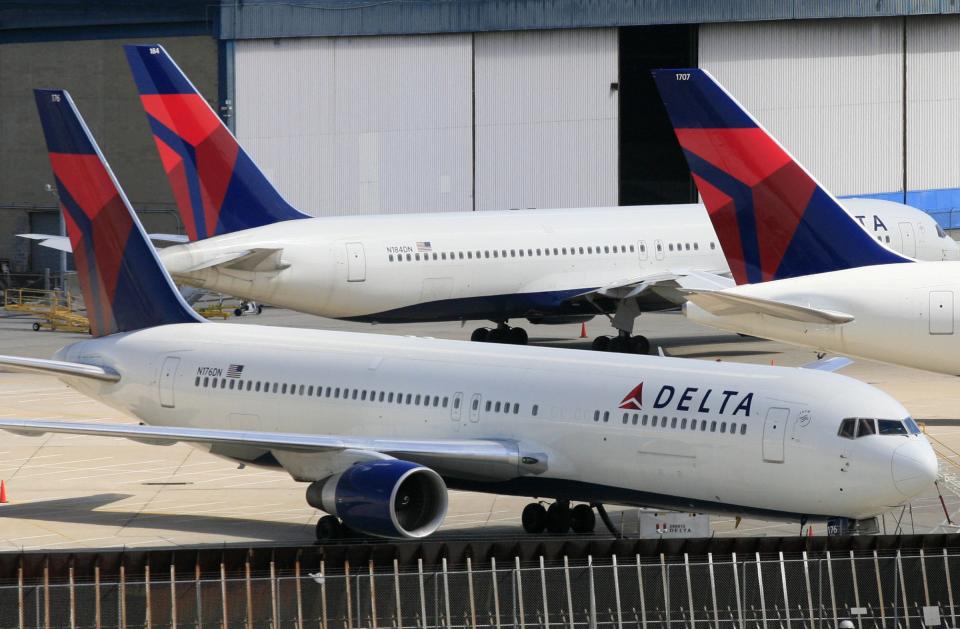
[699,18,904,197]
[474,28,619,210]
[235,35,473,216]
[906,15,960,193]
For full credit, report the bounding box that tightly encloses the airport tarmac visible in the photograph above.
[0,308,958,551]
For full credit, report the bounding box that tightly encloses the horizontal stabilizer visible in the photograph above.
[801,356,854,372]
[683,290,854,324]
[19,232,189,254]
[0,356,119,382]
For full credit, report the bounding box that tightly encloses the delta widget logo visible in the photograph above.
[619,383,643,410]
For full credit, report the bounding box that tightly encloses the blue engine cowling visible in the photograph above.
[306,460,448,539]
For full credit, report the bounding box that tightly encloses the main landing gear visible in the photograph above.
[471,322,528,345]
[591,331,650,355]
[521,500,598,535]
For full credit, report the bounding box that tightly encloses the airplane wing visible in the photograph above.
[801,356,854,372]
[0,356,119,382]
[0,419,545,481]
[682,290,855,324]
[570,269,733,302]
[19,232,189,253]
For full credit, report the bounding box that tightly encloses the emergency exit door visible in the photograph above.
[346,242,366,282]
[899,223,916,258]
[930,291,954,335]
[762,407,789,463]
[159,356,180,408]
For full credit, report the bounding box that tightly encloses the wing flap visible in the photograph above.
[683,290,854,324]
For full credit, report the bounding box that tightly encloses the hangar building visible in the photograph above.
[2,1,959,283]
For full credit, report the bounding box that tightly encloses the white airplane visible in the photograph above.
[0,88,937,542]
[652,68,960,376]
[100,44,957,355]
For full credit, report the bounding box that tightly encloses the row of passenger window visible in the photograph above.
[194,376,455,409]
[592,409,748,435]
[388,241,718,263]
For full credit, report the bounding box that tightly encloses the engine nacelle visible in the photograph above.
[306,460,448,539]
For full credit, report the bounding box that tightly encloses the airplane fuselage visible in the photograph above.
[53,322,935,521]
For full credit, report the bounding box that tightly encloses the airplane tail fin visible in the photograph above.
[651,68,910,285]
[123,44,308,241]
[34,89,203,338]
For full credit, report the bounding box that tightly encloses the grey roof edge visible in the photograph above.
[219,0,960,40]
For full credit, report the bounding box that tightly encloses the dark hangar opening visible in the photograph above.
[618,24,699,206]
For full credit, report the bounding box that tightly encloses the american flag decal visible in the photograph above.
[226,364,245,378]
[416,241,432,252]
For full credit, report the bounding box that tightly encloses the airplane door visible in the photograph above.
[898,222,916,257]
[451,392,463,424]
[346,242,366,282]
[930,291,954,335]
[469,394,481,423]
[762,407,789,463]
[654,239,665,260]
[638,241,648,261]
[159,356,180,409]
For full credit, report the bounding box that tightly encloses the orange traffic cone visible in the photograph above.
[580,322,588,338]
[807,525,813,537]
[0,480,7,504]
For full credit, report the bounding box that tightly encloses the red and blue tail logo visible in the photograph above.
[651,69,911,285]
[34,89,202,338]
[619,383,644,410]
[123,44,307,241]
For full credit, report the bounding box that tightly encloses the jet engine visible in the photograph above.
[306,460,448,539]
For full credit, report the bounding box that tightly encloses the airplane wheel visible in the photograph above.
[521,503,547,534]
[570,504,596,534]
[315,515,343,542]
[31,322,40,331]
[608,335,628,352]
[591,335,611,351]
[489,327,510,343]
[255,304,263,315]
[546,502,571,534]
[630,335,651,355]
[234,308,243,317]
[509,327,528,345]
[471,327,491,342]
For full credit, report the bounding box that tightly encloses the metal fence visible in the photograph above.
[1,549,957,629]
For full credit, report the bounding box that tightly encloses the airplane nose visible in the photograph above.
[891,438,939,497]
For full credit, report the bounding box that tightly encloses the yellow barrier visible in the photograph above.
[4,288,90,333]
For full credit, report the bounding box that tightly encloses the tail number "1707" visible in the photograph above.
[675,73,691,81]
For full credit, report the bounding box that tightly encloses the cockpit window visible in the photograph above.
[841,417,918,438]
[856,418,876,437]
[878,419,908,435]
[937,225,947,238]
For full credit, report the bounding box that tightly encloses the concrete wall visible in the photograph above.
[0,35,216,273]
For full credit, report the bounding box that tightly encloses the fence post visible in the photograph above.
[119,561,126,629]
[540,556,550,629]
[683,553,694,629]
[587,555,597,629]
[491,557,501,629]
[564,556,574,629]
[346,558,354,629]
[515,556,526,629]
[418,558,427,629]
[802,552,814,629]
[220,558,229,629]
[467,557,477,629]
[707,553,719,629]
[636,555,647,629]
[613,554,623,629]
[920,549,931,608]
[320,561,328,629]
[731,553,743,629]
[146,562,153,629]
[69,558,76,629]
[271,558,280,629]
[170,562,177,629]
[370,560,379,629]
[44,558,51,629]
[848,551,860,629]
[754,553,767,629]
[943,549,956,629]
[826,551,837,629]
[394,558,403,629]
[442,557,452,629]
[872,551,885,629]
[245,555,253,629]
[660,553,670,629]
[95,562,101,629]
[196,562,203,629]
[896,551,909,628]
[778,552,790,629]
[18,559,24,629]
[295,553,303,629]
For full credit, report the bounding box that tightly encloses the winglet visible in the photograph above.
[651,68,911,285]
[123,44,308,241]
[34,89,203,337]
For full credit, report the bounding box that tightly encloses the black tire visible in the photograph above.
[521,503,547,534]
[471,327,490,342]
[255,304,263,315]
[630,335,651,355]
[234,308,244,317]
[489,327,509,343]
[591,335,611,351]
[608,336,628,353]
[570,504,596,534]
[546,502,571,534]
[509,327,528,345]
[31,322,40,331]
[315,515,342,542]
